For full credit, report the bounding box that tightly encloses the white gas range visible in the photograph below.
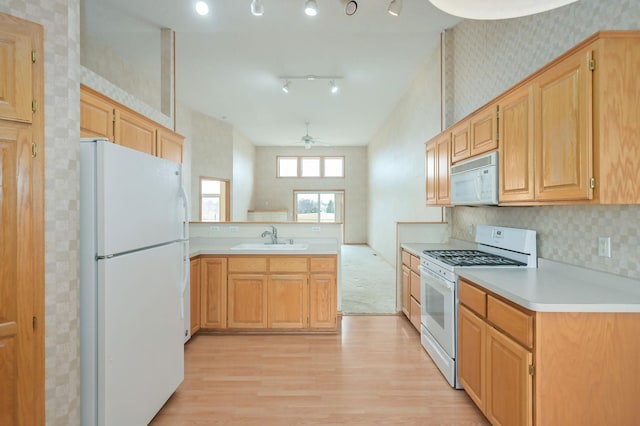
[419,225,537,388]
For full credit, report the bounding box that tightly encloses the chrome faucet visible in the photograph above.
[261,225,278,244]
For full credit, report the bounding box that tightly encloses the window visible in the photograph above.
[277,156,344,178]
[200,177,230,221]
[294,191,344,223]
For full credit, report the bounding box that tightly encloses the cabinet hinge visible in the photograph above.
[529,364,535,376]
[31,49,37,63]
[31,142,37,158]
[32,99,37,113]
[32,316,37,330]
[589,59,595,71]
[590,177,596,189]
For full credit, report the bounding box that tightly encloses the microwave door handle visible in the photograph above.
[475,173,482,200]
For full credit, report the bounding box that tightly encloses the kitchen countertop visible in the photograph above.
[189,237,340,257]
[459,258,640,313]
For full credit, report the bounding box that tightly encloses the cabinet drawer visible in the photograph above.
[487,295,534,349]
[228,257,268,273]
[269,257,308,273]
[410,255,420,273]
[410,271,421,300]
[459,279,487,318]
[310,257,336,273]
[401,250,411,267]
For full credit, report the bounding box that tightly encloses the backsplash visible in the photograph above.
[450,205,640,280]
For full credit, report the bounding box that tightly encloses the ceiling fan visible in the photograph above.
[298,122,330,150]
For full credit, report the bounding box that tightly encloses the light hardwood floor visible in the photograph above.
[151,315,488,425]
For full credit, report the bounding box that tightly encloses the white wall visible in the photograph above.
[232,129,256,221]
[253,146,368,244]
[367,47,446,264]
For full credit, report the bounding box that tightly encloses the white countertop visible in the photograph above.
[458,259,640,313]
[189,237,339,257]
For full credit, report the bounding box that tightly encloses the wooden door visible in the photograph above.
[80,86,114,140]
[451,121,471,163]
[458,305,486,411]
[470,104,498,157]
[189,258,201,335]
[227,275,268,328]
[534,48,593,201]
[267,275,308,329]
[401,265,410,317]
[0,22,32,123]
[157,127,184,163]
[435,134,451,205]
[0,13,44,426]
[200,257,227,329]
[425,139,437,204]
[114,108,157,156]
[485,326,533,426]
[309,274,337,329]
[499,85,535,202]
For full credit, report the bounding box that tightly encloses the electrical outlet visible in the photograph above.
[209,226,220,232]
[229,226,239,232]
[311,226,321,232]
[597,237,611,257]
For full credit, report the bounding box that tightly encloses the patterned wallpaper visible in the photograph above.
[2,0,82,425]
[445,0,640,279]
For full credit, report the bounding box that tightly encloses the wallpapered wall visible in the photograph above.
[445,0,640,279]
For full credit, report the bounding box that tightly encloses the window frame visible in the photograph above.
[199,176,230,222]
[293,190,345,224]
[276,156,345,178]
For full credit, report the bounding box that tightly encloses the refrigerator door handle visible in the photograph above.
[180,242,189,319]
[179,184,189,240]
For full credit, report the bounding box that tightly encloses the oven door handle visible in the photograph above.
[420,266,453,292]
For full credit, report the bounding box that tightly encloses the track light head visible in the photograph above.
[388,0,402,16]
[305,0,318,16]
[345,1,358,16]
[282,80,290,93]
[330,80,339,94]
[251,0,264,16]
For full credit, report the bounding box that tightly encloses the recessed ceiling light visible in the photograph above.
[195,1,209,16]
[305,0,318,16]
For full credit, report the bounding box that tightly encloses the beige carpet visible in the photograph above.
[340,244,397,314]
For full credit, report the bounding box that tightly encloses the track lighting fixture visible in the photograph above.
[279,75,343,94]
[329,80,339,94]
[282,80,290,93]
[387,0,402,16]
[251,0,264,16]
[305,0,318,16]
[195,1,209,16]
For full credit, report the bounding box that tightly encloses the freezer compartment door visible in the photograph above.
[97,140,186,256]
[98,243,184,426]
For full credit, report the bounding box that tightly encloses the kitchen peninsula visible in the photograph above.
[189,236,340,335]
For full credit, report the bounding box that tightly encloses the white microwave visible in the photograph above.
[450,151,498,205]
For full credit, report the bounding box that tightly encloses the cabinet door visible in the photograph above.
[458,305,486,411]
[451,121,471,163]
[534,48,593,201]
[401,265,411,317]
[189,258,201,334]
[200,257,227,329]
[485,326,533,426]
[470,104,498,157]
[309,274,337,329]
[410,270,420,301]
[425,139,437,204]
[157,127,184,163]
[436,134,451,205]
[228,274,268,328]
[268,275,308,329]
[114,108,157,156]
[499,85,535,202]
[0,26,32,123]
[80,87,114,140]
[409,297,421,331]
[0,325,18,426]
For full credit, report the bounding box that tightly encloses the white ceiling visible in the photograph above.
[83,0,460,147]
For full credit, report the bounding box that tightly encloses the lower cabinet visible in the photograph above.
[400,249,421,331]
[189,258,201,335]
[193,254,338,332]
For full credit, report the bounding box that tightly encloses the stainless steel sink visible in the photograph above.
[230,243,309,251]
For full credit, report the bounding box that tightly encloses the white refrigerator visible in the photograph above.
[80,138,189,426]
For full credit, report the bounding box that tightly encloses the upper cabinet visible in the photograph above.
[80,85,184,163]
[431,31,640,206]
[425,132,451,206]
[0,26,33,123]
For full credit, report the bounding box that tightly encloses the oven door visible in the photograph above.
[420,265,456,358]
